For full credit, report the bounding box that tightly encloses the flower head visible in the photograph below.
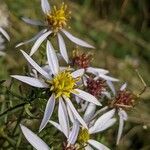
[77,128,90,143]
[47,69,79,98]
[46,3,71,33]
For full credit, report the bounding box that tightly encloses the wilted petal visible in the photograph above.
[22,17,44,26]
[49,120,62,132]
[89,109,115,134]
[58,98,69,138]
[21,50,50,79]
[84,103,96,123]
[120,83,127,91]
[61,29,95,49]
[41,0,51,14]
[73,89,101,106]
[30,31,52,56]
[88,139,110,150]
[20,124,50,150]
[39,94,55,132]
[57,33,69,63]
[11,75,48,88]
[71,69,85,78]
[68,120,80,145]
[46,40,59,75]
[16,29,47,47]
[0,27,10,41]
[64,96,88,129]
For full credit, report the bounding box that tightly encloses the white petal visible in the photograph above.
[0,51,5,56]
[66,104,76,123]
[49,120,62,132]
[119,108,128,120]
[11,75,48,88]
[62,29,95,48]
[98,74,119,82]
[58,98,69,138]
[46,40,59,75]
[101,91,111,99]
[92,106,109,120]
[93,118,116,134]
[89,109,115,134]
[85,145,94,150]
[106,81,116,96]
[120,83,127,91]
[30,31,52,56]
[57,33,69,63]
[86,67,109,76]
[64,96,88,129]
[39,94,55,132]
[20,125,50,150]
[22,17,44,26]
[41,0,51,14]
[88,139,110,150]
[84,103,96,123]
[21,50,50,79]
[16,29,47,47]
[116,109,127,145]
[73,89,101,106]
[0,27,10,41]
[68,120,80,145]
[75,96,81,104]
[71,69,85,78]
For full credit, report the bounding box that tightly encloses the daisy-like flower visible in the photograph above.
[50,107,116,150]
[16,0,94,63]
[20,124,50,150]
[75,109,116,150]
[12,41,101,132]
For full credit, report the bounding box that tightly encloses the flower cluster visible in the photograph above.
[2,0,143,149]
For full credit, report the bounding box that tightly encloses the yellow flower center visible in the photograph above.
[46,3,71,33]
[47,70,78,98]
[78,128,90,144]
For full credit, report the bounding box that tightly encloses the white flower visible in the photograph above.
[74,109,116,150]
[16,0,94,63]
[20,124,50,150]
[12,41,101,132]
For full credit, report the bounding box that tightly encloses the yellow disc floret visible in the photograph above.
[46,3,71,33]
[47,70,78,98]
[78,128,90,144]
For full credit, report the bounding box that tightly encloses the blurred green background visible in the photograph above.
[0,0,150,149]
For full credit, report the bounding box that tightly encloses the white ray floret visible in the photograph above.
[20,124,50,150]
